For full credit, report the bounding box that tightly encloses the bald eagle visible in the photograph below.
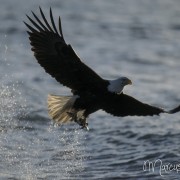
[25,7,180,130]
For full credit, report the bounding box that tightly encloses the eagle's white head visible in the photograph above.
[107,77,132,94]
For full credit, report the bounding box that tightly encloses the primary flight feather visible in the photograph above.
[25,7,180,129]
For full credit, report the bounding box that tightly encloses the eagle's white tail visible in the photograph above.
[48,94,79,124]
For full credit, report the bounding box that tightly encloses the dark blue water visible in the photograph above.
[0,0,180,179]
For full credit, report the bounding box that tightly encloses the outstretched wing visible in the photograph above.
[102,93,180,117]
[24,7,108,93]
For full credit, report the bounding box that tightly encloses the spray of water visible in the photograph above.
[0,78,29,179]
[0,41,88,179]
[44,124,88,179]
[0,81,26,128]
[0,80,88,179]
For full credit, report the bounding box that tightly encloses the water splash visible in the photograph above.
[0,41,87,179]
[0,80,27,130]
[44,124,88,179]
[0,78,28,177]
[16,125,88,179]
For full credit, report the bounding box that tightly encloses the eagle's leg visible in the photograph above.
[77,117,89,130]
[67,111,89,130]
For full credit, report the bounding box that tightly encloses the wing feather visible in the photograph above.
[25,7,108,93]
[39,7,54,32]
[50,8,59,35]
[102,93,165,117]
[31,11,49,31]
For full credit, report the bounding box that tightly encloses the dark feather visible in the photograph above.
[26,15,44,32]
[31,11,49,31]
[39,7,54,32]
[25,7,108,94]
[167,105,180,114]
[102,93,165,117]
[58,17,64,41]
[50,8,59,35]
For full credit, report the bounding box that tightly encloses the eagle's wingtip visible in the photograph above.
[167,105,180,114]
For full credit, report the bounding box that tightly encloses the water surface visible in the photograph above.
[0,0,180,179]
